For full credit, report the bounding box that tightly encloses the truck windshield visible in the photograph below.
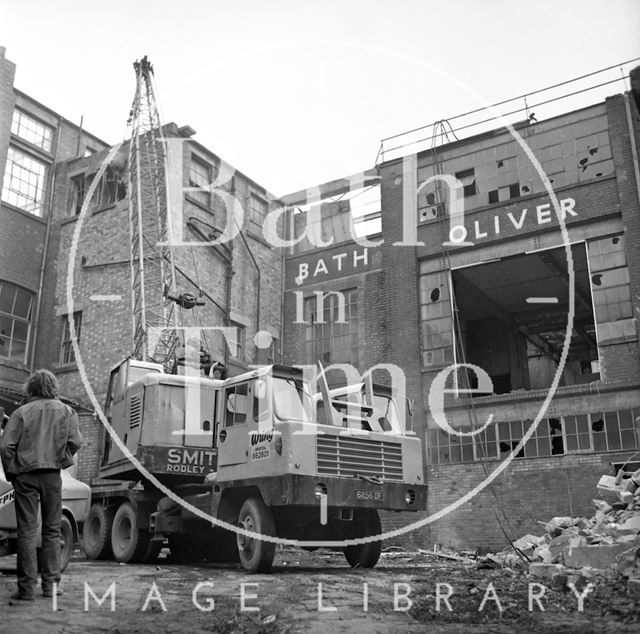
[272,378,314,422]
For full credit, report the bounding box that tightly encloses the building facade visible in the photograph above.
[283,85,640,549]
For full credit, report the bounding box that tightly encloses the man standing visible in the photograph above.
[0,369,83,603]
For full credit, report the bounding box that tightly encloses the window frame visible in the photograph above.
[11,108,54,153]
[303,288,359,366]
[59,311,82,365]
[1,145,49,217]
[188,154,213,208]
[0,281,34,363]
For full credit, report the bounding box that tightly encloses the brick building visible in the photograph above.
[282,76,640,549]
[0,48,283,482]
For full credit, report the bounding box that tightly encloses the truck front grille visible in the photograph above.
[316,435,403,482]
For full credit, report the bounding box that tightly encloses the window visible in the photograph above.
[587,235,634,340]
[249,194,268,225]
[455,168,477,197]
[267,337,281,365]
[230,322,246,363]
[304,289,359,365]
[59,312,82,365]
[188,155,212,206]
[11,109,54,152]
[70,174,85,216]
[487,182,520,204]
[426,408,639,465]
[69,167,125,215]
[1,146,48,216]
[0,282,33,363]
[224,382,248,426]
[419,272,454,367]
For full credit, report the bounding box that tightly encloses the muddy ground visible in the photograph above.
[1,548,638,634]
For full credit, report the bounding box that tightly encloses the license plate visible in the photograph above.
[355,489,383,501]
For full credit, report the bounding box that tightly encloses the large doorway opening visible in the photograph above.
[451,242,599,394]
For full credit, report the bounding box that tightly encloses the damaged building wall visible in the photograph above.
[283,88,640,550]
[382,93,640,550]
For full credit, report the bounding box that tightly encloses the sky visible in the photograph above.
[1,0,639,196]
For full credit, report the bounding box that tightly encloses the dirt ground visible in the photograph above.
[1,548,639,634]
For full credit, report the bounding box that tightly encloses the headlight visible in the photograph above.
[315,483,328,498]
[405,490,416,505]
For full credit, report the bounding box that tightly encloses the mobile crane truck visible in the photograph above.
[83,358,426,572]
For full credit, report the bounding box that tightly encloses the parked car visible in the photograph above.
[0,456,91,571]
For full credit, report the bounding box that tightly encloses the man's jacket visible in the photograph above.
[0,399,83,477]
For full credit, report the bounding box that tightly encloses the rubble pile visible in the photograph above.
[515,467,640,594]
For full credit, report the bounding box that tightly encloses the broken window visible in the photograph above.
[70,173,85,216]
[419,272,454,367]
[70,166,125,215]
[587,235,634,342]
[455,168,477,197]
[487,182,520,205]
[426,408,639,465]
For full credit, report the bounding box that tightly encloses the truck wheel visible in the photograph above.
[111,502,150,563]
[83,504,115,560]
[344,510,382,569]
[236,497,276,573]
[60,515,74,572]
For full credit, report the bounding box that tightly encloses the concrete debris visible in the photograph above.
[518,468,640,585]
[528,563,566,580]
[628,578,640,600]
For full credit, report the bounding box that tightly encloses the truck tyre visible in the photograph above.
[83,504,115,560]
[60,515,74,572]
[344,509,382,569]
[111,502,150,563]
[236,497,276,573]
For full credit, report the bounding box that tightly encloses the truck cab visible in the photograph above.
[151,363,427,573]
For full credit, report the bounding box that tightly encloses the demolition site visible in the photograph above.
[0,44,640,633]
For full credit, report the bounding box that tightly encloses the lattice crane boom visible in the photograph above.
[127,56,178,365]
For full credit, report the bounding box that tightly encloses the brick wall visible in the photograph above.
[607,93,640,352]
[426,450,634,551]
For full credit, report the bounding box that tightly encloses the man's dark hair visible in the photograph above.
[25,369,59,400]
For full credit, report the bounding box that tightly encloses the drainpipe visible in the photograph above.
[624,93,640,214]
[30,116,62,371]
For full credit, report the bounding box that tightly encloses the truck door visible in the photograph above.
[217,381,251,467]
